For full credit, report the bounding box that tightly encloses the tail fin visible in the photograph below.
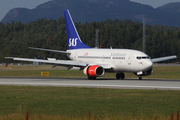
[64,9,90,49]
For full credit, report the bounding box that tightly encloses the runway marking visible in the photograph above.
[0,82,180,89]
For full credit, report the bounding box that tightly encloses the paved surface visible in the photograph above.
[0,77,180,90]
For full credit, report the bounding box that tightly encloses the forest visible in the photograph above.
[0,17,180,63]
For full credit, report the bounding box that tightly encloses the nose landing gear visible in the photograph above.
[116,72,125,79]
[137,76,142,80]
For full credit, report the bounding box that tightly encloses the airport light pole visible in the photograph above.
[96,29,99,48]
[143,18,147,53]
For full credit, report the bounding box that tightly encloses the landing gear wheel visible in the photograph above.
[92,77,96,80]
[116,72,125,79]
[116,73,120,79]
[137,76,142,80]
[120,72,125,79]
[88,76,96,80]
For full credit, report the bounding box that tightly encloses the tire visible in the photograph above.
[120,72,125,79]
[116,73,120,79]
[92,77,96,80]
[137,76,142,80]
[88,76,96,80]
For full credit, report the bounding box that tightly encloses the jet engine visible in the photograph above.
[83,65,104,77]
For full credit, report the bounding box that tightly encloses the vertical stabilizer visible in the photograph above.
[64,9,90,49]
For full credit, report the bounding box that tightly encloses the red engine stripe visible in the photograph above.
[87,65,99,77]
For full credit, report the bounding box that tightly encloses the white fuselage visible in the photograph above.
[67,48,153,73]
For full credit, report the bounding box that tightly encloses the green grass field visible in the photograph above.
[0,65,180,119]
[0,86,180,120]
[0,65,180,79]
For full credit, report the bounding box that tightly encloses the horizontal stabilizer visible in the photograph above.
[151,55,177,63]
[29,47,70,54]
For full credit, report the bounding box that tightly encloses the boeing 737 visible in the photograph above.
[5,9,177,80]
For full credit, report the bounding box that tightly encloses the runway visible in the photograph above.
[0,77,180,90]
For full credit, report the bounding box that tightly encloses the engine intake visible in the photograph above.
[83,65,104,77]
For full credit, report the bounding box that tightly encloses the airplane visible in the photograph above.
[5,9,177,80]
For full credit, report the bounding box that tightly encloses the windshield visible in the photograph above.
[137,56,150,60]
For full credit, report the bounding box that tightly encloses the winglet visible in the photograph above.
[64,9,90,49]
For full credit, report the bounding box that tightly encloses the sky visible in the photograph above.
[0,0,180,21]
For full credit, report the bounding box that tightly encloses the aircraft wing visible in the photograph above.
[151,55,177,63]
[95,64,112,69]
[5,57,87,67]
[29,47,70,54]
[5,57,112,69]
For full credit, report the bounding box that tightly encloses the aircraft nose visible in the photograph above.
[145,60,153,68]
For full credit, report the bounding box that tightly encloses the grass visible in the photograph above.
[0,65,180,119]
[149,65,180,79]
[0,86,180,120]
[0,65,180,79]
[0,65,66,70]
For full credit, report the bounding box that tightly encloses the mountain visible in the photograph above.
[1,0,180,26]
[157,2,180,14]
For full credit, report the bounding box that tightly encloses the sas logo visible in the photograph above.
[69,38,78,46]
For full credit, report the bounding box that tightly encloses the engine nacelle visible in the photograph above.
[83,65,104,77]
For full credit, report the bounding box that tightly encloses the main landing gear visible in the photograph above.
[116,73,142,80]
[88,76,96,80]
[116,72,125,79]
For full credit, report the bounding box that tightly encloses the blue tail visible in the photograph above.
[64,9,90,50]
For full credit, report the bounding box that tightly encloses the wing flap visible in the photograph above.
[151,55,177,63]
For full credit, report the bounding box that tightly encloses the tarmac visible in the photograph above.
[0,77,180,90]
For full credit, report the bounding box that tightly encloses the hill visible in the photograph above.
[1,0,180,26]
[157,2,180,14]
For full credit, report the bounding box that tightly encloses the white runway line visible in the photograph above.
[0,82,180,89]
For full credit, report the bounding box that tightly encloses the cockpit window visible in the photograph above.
[137,56,150,60]
[137,57,141,60]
